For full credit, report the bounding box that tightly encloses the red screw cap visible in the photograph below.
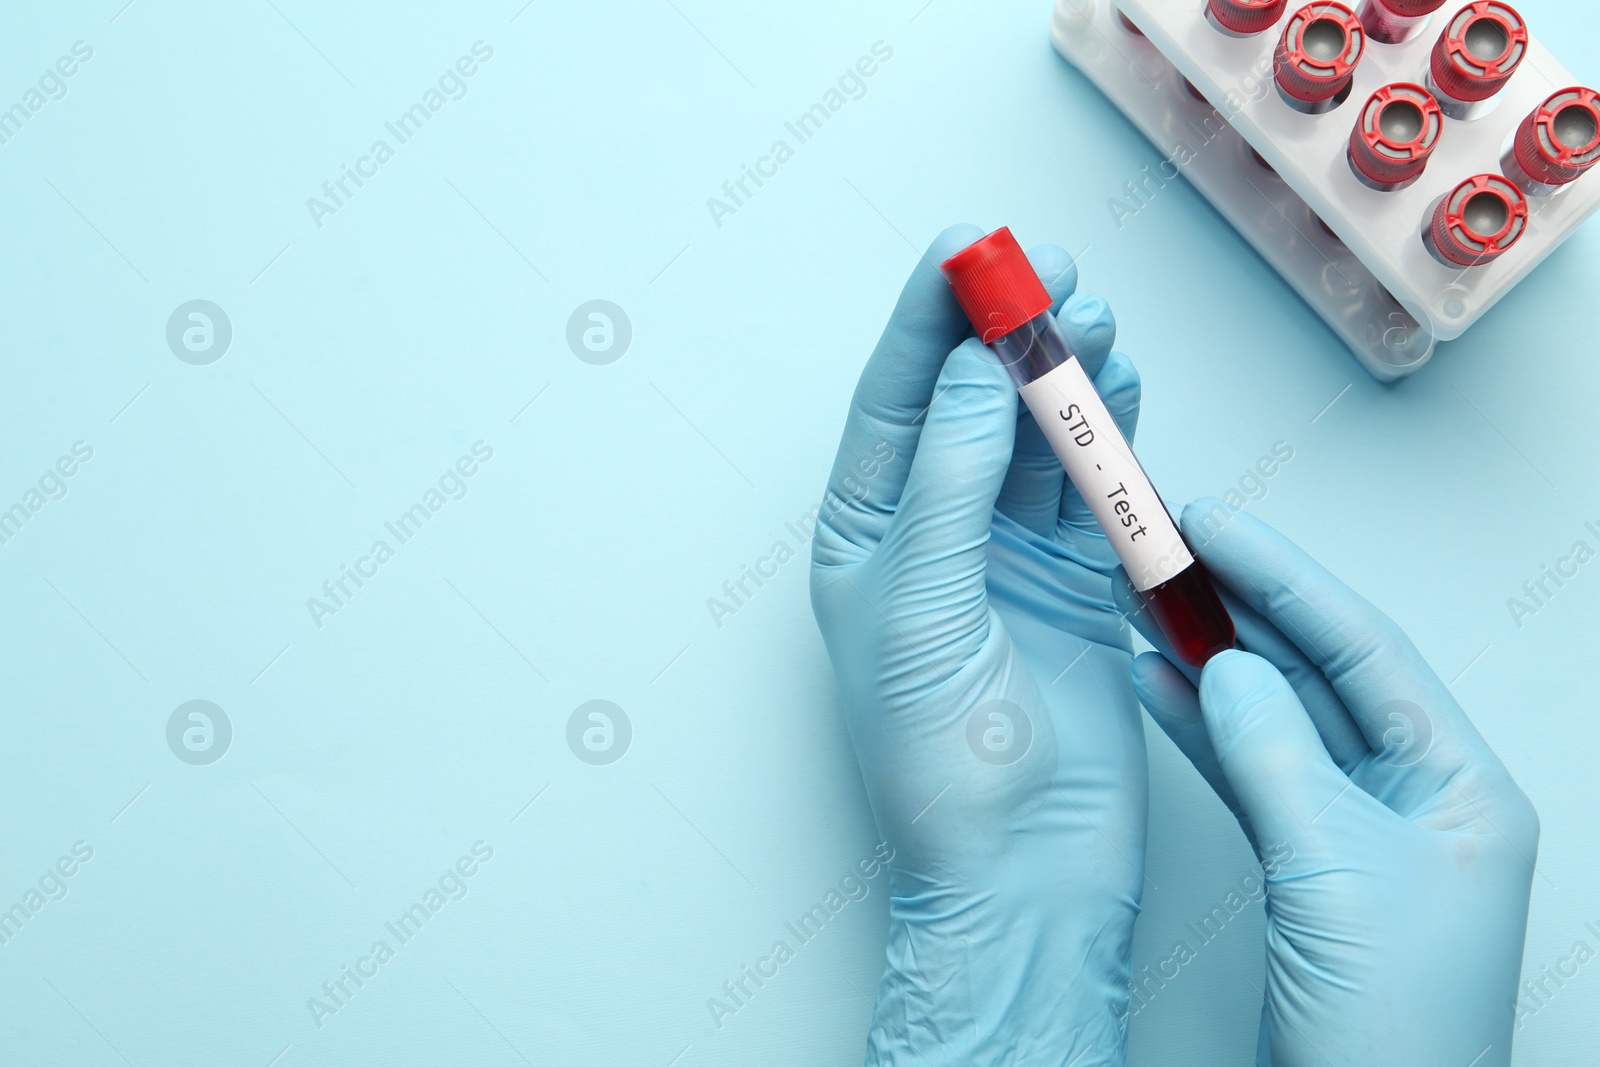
[1427,174,1528,267]
[1208,0,1288,36]
[1512,87,1600,188]
[1429,3,1527,104]
[1275,4,1364,109]
[1349,83,1443,189]
[939,228,1052,344]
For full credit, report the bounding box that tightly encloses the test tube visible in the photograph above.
[1425,2,1527,121]
[1355,0,1445,45]
[939,229,1236,668]
[1206,0,1288,37]
[1501,87,1600,196]
[1274,3,1365,115]
[1348,83,1443,190]
[1423,174,1528,267]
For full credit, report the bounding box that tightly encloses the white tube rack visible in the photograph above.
[1051,0,1600,379]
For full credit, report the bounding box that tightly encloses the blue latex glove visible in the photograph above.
[1117,502,1539,1067]
[811,224,1148,1066]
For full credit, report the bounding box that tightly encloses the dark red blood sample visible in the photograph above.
[1141,561,1237,668]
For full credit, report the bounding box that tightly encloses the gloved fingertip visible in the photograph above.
[1178,497,1238,551]
[1131,648,1181,694]
[1198,650,1294,744]
[1131,648,1168,675]
[887,335,1024,577]
[927,223,987,262]
[1111,566,1143,618]
[1026,244,1079,305]
[939,332,1002,377]
[1199,648,1276,695]
[1052,293,1117,377]
[1131,650,1203,728]
[1064,291,1114,332]
[903,338,1018,493]
[1093,351,1141,411]
[1196,650,1353,840]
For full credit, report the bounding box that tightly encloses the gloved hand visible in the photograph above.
[1117,502,1538,1067]
[811,224,1149,1066]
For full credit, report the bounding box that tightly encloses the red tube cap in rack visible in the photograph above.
[1349,83,1443,190]
[1275,3,1365,115]
[1427,2,1527,120]
[1504,87,1600,195]
[1424,174,1528,267]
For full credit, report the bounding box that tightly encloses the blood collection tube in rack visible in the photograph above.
[1274,4,1365,115]
[1349,83,1443,190]
[1051,0,1600,378]
[1502,87,1600,197]
[940,229,1236,668]
[1424,173,1528,266]
[1426,2,1527,120]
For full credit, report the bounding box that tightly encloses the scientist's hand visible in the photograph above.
[1118,503,1538,1067]
[812,224,1148,1067]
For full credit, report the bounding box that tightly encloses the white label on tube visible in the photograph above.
[1016,357,1193,592]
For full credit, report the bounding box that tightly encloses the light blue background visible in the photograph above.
[1,1,1596,1063]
